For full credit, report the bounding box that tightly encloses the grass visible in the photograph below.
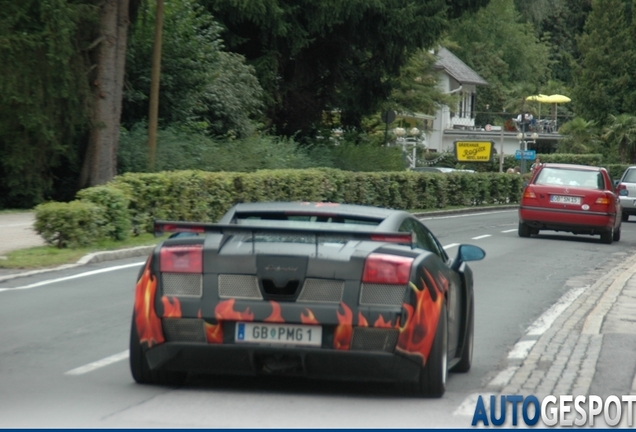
[0,233,166,269]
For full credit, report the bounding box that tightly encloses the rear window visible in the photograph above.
[234,212,381,230]
[535,167,604,190]
[623,169,636,183]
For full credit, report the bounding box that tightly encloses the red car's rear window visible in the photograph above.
[535,167,605,190]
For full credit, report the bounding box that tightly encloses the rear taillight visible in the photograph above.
[595,194,611,206]
[362,253,414,285]
[369,233,413,244]
[617,184,628,196]
[160,245,203,273]
[523,188,537,199]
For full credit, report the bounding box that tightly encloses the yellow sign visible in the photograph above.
[454,141,494,162]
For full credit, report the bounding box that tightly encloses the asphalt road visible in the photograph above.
[2,209,636,427]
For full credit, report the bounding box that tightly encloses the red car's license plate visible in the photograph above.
[550,195,581,205]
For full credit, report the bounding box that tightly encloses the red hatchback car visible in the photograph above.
[519,163,622,244]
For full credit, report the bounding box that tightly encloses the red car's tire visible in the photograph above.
[518,222,531,238]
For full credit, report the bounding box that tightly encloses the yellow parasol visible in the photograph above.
[525,94,550,103]
[544,94,571,103]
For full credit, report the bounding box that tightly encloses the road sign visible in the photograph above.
[454,140,494,162]
[515,150,536,160]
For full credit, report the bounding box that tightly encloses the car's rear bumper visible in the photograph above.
[145,343,422,383]
[519,206,615,233]
[619,197,636,213]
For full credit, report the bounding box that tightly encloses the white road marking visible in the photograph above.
[453,393,486,417]
[0,261,145,293]
[454,285,588,416]
[418,210,515,221]
[443,243,459,250]
[488,366,520,388]
[501,228,517,233]
[471,234,491,240]
[65,350,129,375]
[507,340,537,360]
[526,287,586,336]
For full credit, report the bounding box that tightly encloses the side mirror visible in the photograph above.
[451,244,486,271]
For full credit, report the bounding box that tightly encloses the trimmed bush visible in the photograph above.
[76,186,132,240]
[34,201,106,248]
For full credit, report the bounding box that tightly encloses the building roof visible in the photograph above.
[433,47,488,86]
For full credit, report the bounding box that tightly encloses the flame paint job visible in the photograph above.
[334,302,353,350]
[161,296,182,318]
[264,301,284,323]
[300,308,319,324]
[215,299,254,321]
[396,269,447,365]
[133,261,164,347]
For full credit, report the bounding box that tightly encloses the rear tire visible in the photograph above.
[622,212,629,222]
[451,301,473,373]
[518,222,531,238]
[613,225,621,242]
[129,315,187,386]
[601,228,613,244]
[416,304,448,398]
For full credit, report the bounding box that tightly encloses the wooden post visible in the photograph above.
[148,0,164,171]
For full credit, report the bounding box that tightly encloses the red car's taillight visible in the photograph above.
[160,245,203,273]
[362,253,414,285]
[595,194,612,206]
[523,187,537,199]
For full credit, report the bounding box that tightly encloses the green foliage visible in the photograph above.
[536,153,603,165]
[557,117,599,154]
[329,143,405,172]
[107,169,524,235]
[601,114,636,163]
[446,0,552,115]
[573,0,636,125]
[34,200,106,248]
[204,0,457,136]
[76,186,132,240]
[0,0,98,208]
[123,0,263,137]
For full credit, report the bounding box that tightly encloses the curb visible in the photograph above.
[0,245,155,283]
[413,204,518,218]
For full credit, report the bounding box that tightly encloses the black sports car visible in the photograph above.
[130,202,485,397]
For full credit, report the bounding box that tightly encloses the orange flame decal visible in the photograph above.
[300,308,319,324]
[161,296,182,318]
[133,261,164,347]
[204,322,223,344]
[215,299,254,321]
[264,301,284,323]
[357,312,368,327]
[374,314,394,328]
[396,273,445,365]
[334,302,353,350]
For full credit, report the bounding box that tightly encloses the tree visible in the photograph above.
[0,0,98,208]
[572,0,636,125]
[203,0,491,137]
[602,114,636,163]
[557,117,598,154]
[446,0,552,116]
[123,0,263,138]
[80,0,130,188]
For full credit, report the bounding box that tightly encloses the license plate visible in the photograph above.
[235,322,322,347]
[550,195,581,205]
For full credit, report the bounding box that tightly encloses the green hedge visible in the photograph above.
[34,201,106,248]
[35,168,524,247]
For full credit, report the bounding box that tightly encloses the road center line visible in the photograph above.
[471,234,491,240]
[501,228,517,233]
[65,350,130,375]
[0,261,146,292]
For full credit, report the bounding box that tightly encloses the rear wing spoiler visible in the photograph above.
[154,220,416,248]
